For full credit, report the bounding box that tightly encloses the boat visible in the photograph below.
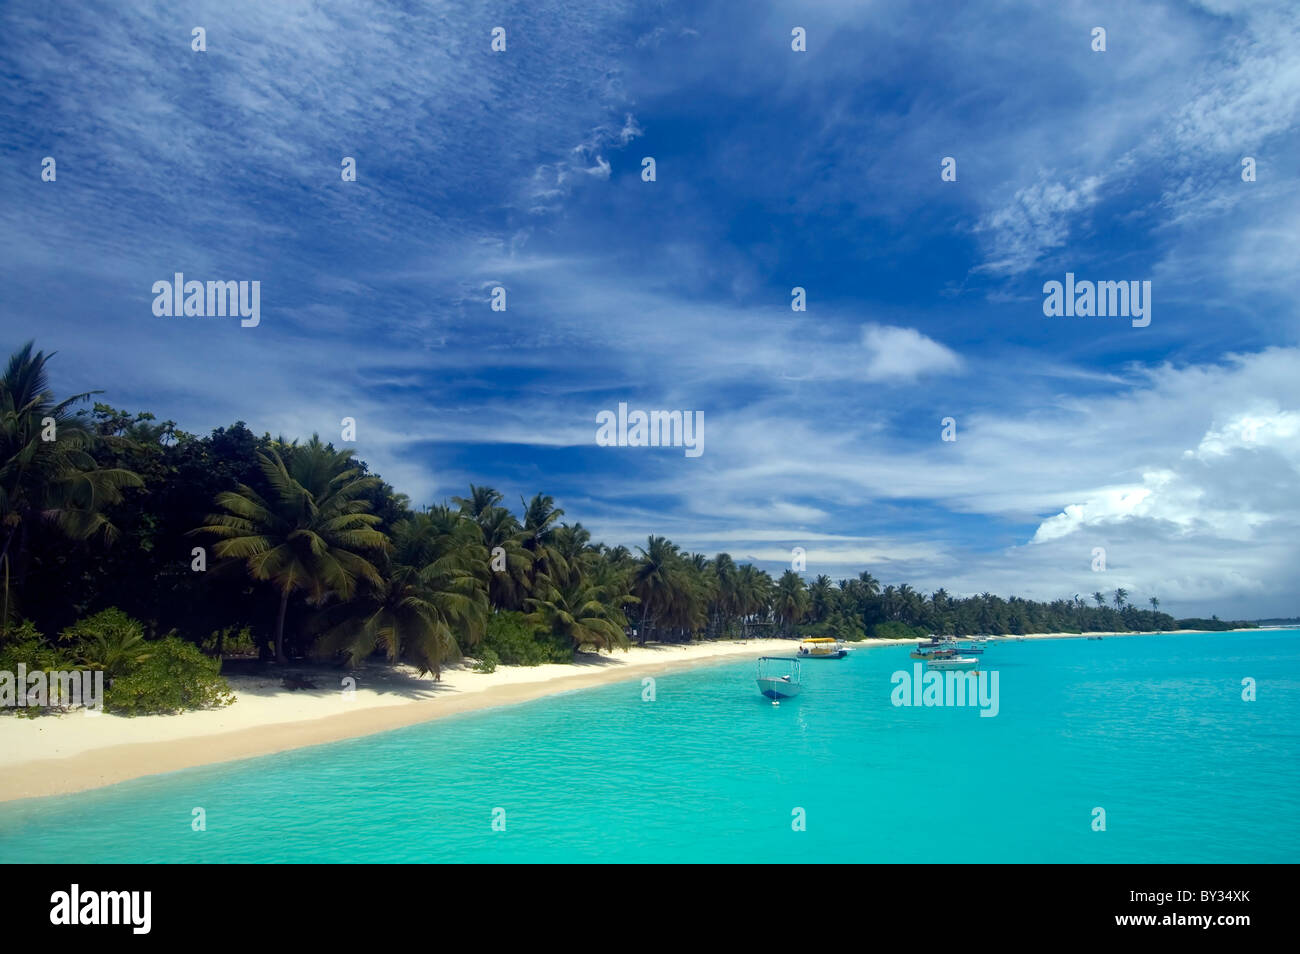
[910,637,945,659]
[756,656,802,701]
[909,637,980,671]
[1087,636,1103,641]
[797,637,848,659]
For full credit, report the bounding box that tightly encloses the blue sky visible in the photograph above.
[2,0,1297,617]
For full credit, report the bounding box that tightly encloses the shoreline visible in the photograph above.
[0,628,1262,803]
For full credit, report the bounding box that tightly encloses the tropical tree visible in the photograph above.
[1149,596,1159,612]
[526,559,633,653]
[632,535,684,642]
[808,575,836,623]
[773,570,809,634]
[520,493,566,581]
[315,508,488,676]
[474,502,531,610]
[734,563,774,635]
[0,343,142,634]
[1113,588,1128,611]
[193,439,389,663]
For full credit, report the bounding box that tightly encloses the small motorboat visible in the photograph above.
[926,655,980,671]
[797,637,848,659]
[756,656,802,701]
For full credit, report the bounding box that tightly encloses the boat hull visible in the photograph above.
[926,656,979,671]
[757,677,802,699]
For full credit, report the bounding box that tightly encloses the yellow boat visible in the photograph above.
[797,637,849,659]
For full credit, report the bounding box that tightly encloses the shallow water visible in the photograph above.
[2,630,1296,862]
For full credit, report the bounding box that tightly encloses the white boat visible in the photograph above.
[926,655,979,671]
[756,656,802,700]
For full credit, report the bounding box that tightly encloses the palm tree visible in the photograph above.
[526,560,632,653]
[451,484,504,523]
[193,440,389,663]
[520,493,566,580]
[632,535,683,642]
[462,499,530,610]
[1092,591,1106,608]
[711,552,739,635]
[1149,596,1159,612]
[1113,588,1128,611]
[734,563,774,635]
[316,508,487,676]
[0,343,142,634]
[809,575,836,623]
[774,570,809,634]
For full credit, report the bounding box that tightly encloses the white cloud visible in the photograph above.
[860,324,963,381]
[974,175,1103,277]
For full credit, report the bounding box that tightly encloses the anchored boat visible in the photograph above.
[756,656,802,701]
[909,637,980,671]
[797,637,848,659]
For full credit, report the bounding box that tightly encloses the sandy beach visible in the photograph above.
[0,629,1238,802]
[0,637,802,802]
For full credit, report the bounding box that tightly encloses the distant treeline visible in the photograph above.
[1175,618,1259,632]
[1,342,1250,683]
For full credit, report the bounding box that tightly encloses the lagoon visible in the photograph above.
[1,630,1295,863]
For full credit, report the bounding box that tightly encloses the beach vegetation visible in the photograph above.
[2,342,1255,707]
[104,636,235,715]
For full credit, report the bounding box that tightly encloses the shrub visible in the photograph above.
[200,625,257,657]
[105,637,234,715]
[481,611,571,666]
[61,608,151,678]
[0,621,79,717]
[472,647,500,673]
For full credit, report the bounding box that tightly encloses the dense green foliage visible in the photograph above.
[482,610,571,665]
[867,620,931,640]
[1176,617,1258,632]
[0,613,234,716]
[103,636,235,715]
[2,341,1251,701]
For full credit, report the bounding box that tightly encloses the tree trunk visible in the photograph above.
[274,588,290,664]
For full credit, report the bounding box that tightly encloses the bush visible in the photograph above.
[481,611,571,666]
[0,621,79,716]
[61,608,151,678]
[472,647,500,673]
[870,620,931,640]
[200,625,257,657]
[105,637,234,715]
[0,620,73,671]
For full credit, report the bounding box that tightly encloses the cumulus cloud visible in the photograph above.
[860,324,963,381]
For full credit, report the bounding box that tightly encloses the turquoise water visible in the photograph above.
[2,630,1297,862]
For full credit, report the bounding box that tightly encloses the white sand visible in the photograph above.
[0,638,802,800]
